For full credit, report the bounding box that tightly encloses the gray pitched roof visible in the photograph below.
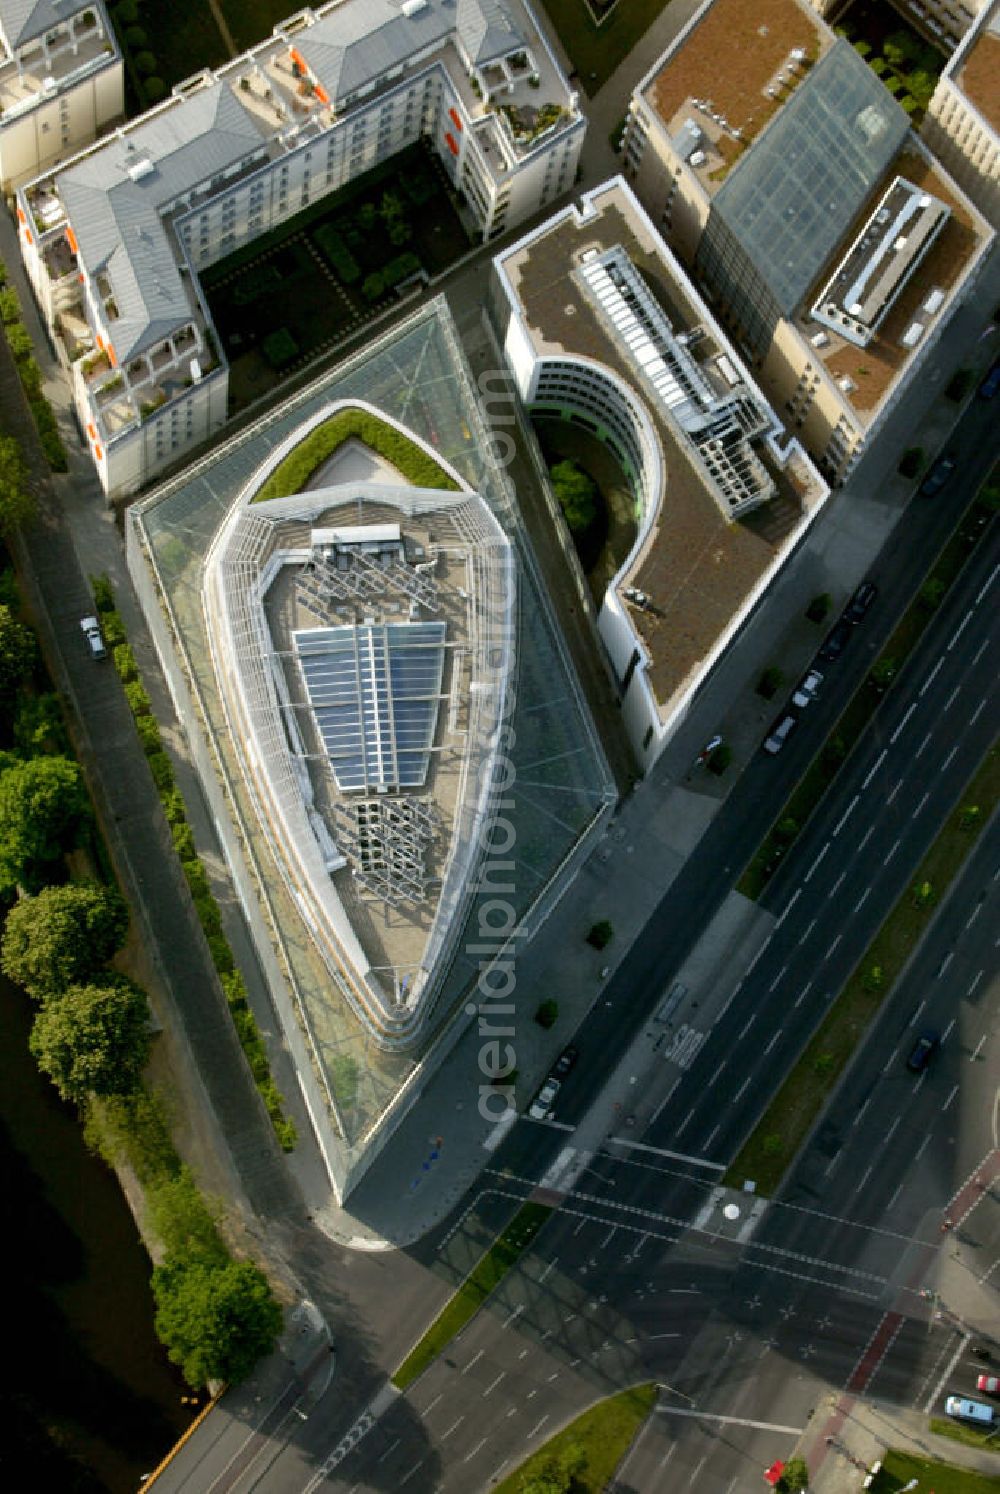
[59,85,261,363]
[298,0,522,106]
[0,0,82,50]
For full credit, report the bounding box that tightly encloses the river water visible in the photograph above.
[0,977,193,1492]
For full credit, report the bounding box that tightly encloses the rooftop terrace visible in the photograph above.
[643,0,826,188]
[500,182,819,712]
[958,7,1000,133]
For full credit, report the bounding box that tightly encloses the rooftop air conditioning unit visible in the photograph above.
[690,149,706,166]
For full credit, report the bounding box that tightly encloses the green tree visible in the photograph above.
[519,1441,587,1493]
[586,920,614,949]
[534,999,559,1029]
[14,692,68,756]
[549,459,598,534]
[757,666,784,699]
[0,755,89,890]
[869,656,897,693]
[146,1166,227,1267]
[2,880,129,998]
[920,577,946,611]
[151,1259,282,1388]
[0,435,36,536]
[805,593,831,623]
[29,976,151,1103]
[911,879,936,909]
[0,603,36,695]
[777,1455,809,1491]
[776,817,800,844]
[959,804,981,831]
[863,964,884,993]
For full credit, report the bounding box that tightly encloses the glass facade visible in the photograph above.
[698,40,909,347]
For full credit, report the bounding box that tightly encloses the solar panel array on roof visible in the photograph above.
[713,40,909,316]
[294,621,446,793]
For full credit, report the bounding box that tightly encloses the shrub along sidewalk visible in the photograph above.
[0,257,67,471]
[726,743,1000,1195]
[739,487,996,899]
[493,1383,659,1494]
[90,574,297,1152]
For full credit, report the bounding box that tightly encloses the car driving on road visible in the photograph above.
[528,1076,560,1120]
[906,1031,940,1073]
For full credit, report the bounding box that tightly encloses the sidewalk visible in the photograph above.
[802,1395,1000,1492]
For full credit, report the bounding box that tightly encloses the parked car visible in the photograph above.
[945,1396,995,1426]
[978,361,1000,400]
[763,713,798,755]
[79,615,107,660]
[792,669,824,708]
[906,1030,940,1073]
[552,1045,579,1079]
[528,1076,560,1120]
[845,581,878,623]
[818,619,852,661]
[919,452,957,497]
[976,1375,1000,1396]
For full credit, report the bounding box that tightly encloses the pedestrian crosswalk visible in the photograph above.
[663,1025,706,1069]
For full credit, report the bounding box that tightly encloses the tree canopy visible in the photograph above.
[0,755,89,890]
[151,1259,283,1388]
[29,976,150,1104]
[549,459,598,534]
[0,603,36,696]
[1,880,129,998]
[0,435,36,537]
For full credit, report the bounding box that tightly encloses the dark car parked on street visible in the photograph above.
[919,452,957,497]
[845,581,878,623]
[818,618,852,661]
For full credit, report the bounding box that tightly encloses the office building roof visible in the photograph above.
[713,40,909,316]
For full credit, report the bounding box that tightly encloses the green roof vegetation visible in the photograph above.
[254,407,460,502]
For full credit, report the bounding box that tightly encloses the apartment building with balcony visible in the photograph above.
[621,0,994,483]
[924,0,1000,224]
[17,0,584,499]
[492,178,828,766]
[0,0,121,190]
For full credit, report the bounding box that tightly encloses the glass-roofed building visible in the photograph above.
[622,0,995,482]
[127,298,613,1200]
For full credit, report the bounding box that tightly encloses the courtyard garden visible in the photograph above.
[199,146,474,410]
[835,0,945,119]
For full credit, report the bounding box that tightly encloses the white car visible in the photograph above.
[80,615,107,660]
[792,669,824,708]
[528,1077,560,1120]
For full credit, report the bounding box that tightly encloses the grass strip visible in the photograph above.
[538,0,674,94]
[738,491,996,900]
[393,1202,551,1389]
[493,1382,658,1493]
[725,742,1000,1195]
[926,1421,1000,1458]
[254,406,459,502]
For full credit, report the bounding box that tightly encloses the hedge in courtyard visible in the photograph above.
[256,406,459,501]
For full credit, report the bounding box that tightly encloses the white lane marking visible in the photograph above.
[941,745,959,773]
[942,1018,956,1043]
[966,903,983,931]
[733,1076,752,1103]
[910,999,926,1026]
[482,1373,505,1398]
[970,698,988,726]
[886,781,901,806]
[463,1437,488,1464]
[793,981,813,1009]
[603,1136,725,1170]
[708,1061,727,1087]
[527,1416,550,1440]
[862,749,887,788]
[377,1438,400,1465]
[649,1078,681,1127]
[462,1351,484,1375]
[654,1405,805,1435]
[704,1124,721,1150]
[798,919,817,946]
[675,1106,695,1139]
[851,1162,875,1200]
[763,1031,781,1056]
[853,1094,872,1128]
[738,1014,757,1040]
[804,844,830,882]
[769,966,787,992]
[833,795,860,836]
[924,1333,970,1414]
[885,1116,900,1144]
[976,564,999,604]
[891,703,917,743]
[915,1133,932,1162]
[539,1258,557,1284]
[853,888,871,913]
[502,1304,524,1330]
[689,1456,707,1487]
[885,837,901,864]
[972,636,990,666]
[971,1035,986,1062]
[914,791,930,817]
[824,1152,842,1177]
[947,610,973,651]
[399,1461,424,1487]
[886,1182,904,1213]
[441,1417,465,1441]
[938,952,954,978]
[423,1394,443,1415]
[824,934,843,961]
[944,684,961,712]
[776,888,802,926]
[968,970,985,996]
[882,1046,900,1074]
[858,825,876,852]
[829,871,847,899]
[942,1085,959,1112]
[915,731,933,758]
[920,658,944,696]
